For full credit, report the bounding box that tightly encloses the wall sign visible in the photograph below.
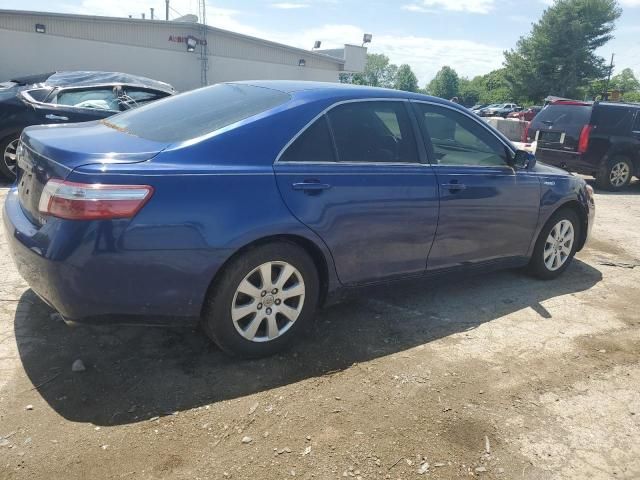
[168,35,207,46]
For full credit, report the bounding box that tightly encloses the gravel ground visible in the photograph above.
[1,179,639,480]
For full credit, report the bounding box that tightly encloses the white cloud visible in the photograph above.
[401,4,437,13]
[620,0,640,6]
[407,0,496,14]
[270,2,310,9]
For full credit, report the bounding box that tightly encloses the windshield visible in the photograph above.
[533,104,592,130]
[103,83,291,143]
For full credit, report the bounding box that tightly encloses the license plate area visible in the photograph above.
[539,131,565,144]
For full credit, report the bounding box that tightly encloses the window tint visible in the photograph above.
[56,88,119,111]
[534,104,592,130]
[327,101,418,163]
[633,112,640,132]
[592,105,634,133]
[280,116,336,162]
[104,84,290,143]
[415,103,509,167]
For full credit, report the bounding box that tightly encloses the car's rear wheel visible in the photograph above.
[527,208,581,280]
[0,135,20,181]
[596,156,633,191]
[202,242,319,358]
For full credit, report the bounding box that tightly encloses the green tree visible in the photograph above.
[611,68,640,94]
[427,66,460,100]
[504,0,621,102]
[339,53,398,88]
[394,64,419,92]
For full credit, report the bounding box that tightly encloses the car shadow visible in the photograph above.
[14,259,602,426]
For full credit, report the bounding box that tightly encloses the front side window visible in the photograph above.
[415,103,510,167]
[120,87,170,108]
[327,101,418,163]
[279,115,336,162]
[633,111,640,132]
[55,87,119,111]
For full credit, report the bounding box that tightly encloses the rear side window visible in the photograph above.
[633,112,640,132]
[534,104,592,130]
[104,84,290,143]
[327,101,418,163]
[280,116,336,162]
[592,105,634,133]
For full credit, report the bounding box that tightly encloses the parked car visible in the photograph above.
[480,103,522,118]
[474,103,500,115]
[526,100,640,190]
[0,71,175,180]
[508,106,542,122]
[3,81,595,357]
[470,103,488,113]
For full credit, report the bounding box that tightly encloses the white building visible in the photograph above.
[0,9,367,91]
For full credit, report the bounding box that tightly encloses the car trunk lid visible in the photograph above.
[17,121,169,226]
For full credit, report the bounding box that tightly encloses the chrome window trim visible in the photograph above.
[274,97,423,166]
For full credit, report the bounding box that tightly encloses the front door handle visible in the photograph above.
[45,114,69,121]
[292,182,332,193]
[442,183,467,192]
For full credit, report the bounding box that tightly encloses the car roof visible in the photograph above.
[10,71,175,93]
[228,80,463,107]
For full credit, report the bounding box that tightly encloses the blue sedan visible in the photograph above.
[3,81,595,357]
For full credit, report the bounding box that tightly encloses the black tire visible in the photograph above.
[595,156,633,191]
[0,133,20,181]
[202,241,319,358]
[527,208,581,280]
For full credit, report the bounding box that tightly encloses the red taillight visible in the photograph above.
[38,179,153,220]
[578,124,593,153]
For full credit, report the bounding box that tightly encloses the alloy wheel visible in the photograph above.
[3,138,19,175]
[543,219,575,271]
[231,261,305,342]
[609,161,630,187]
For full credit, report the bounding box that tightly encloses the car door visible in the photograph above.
[32,86,120,124]
[274,99,439,285]
[412,101,541,271]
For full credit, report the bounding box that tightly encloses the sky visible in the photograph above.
[3,0,640,85]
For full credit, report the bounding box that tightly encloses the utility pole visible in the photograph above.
[199,0,209,87]
[165,0,170,20]
[604,52,615,101]
[150,7,154,19]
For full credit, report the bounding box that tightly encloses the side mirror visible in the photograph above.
[508,149,536,169]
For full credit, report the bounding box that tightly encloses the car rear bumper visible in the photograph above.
[3,187,227,322]
[535,149,597,175]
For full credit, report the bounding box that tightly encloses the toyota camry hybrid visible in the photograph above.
[3,81,595,357]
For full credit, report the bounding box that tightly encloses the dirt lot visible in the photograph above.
[1,179,639,480]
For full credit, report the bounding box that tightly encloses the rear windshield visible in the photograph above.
[533,104,592,130]
[103,83,290,142]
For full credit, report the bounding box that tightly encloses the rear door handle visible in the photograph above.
[292,182,331,193]
[45,114,69,121]
[442,183,466,191]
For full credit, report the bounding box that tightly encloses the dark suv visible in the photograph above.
[526,100,640,190]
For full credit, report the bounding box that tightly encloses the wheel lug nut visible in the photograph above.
[275,299,281,305]
[266,308,272,315]
[271,288,278,294]
[257,303,262,309]
[261,291,266,297]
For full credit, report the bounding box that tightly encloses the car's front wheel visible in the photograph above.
[202,242,319,357]
[596,156,633,191]
[528,209,581,280]
[0,134,20,181]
